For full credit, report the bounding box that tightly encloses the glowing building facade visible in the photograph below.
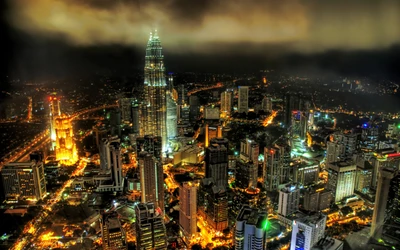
[55,116,78,165]
[101,213,127,250]
[141,31,167,151]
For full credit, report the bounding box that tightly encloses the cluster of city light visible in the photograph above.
[55,116,78,165]
[262,110,278,127]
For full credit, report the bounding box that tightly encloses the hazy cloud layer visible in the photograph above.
[6,0,400,53]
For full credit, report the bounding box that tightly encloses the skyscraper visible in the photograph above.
[1,161,46,201]
[179,182,197,241]
[278,184,300,217]
[166,91,178,140]
[138,151,164,210]
[141,31,167,151]
[261,96,272,112]
[135,202,167,250]
[235,205,268,250]
[220,91,233,117]
[98,137,124,192]
[119,98,133,124]
[205,138,229,188]
[290,213,327,250]
[238,86,249,114]
[263,143,291,191]
[327,160,357,202]
[136,135,162,162]
[101,213,127,250]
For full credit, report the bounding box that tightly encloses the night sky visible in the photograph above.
[2,0,400,81]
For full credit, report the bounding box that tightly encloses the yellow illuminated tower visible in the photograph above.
[49,95,61,150]
[55,116,77,165]
[27,97,32,121]
[141,30,167,152]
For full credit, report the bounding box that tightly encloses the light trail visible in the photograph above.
[262,110,278,127]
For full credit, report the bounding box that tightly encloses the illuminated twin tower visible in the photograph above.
[140,30,168,152]
[49,95,77,165]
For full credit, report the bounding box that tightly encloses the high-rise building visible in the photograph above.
[204,106,220,120]
[1,162,46,201]
[135,202,167,250]
[101,213,127,250]
[131,99,140,134]
[370,167,398,240]
[278,184,300,217]
[179,182,197,241]
[327,160,357,202]
[220,91,233,117]
[138,151,164,210]
[198,179,229,231]
[166,92,178,140]
[119,98,133,124]
[235,160,257,190]
[261,96,272,112]
[263,143,291,191]
[235,205,268,250]
[55,116,78,165]
[136,135,162,162]
[303,187,332,212]
[98,137,124,192]
[326,133,358,164]
[371,149,400,189]
[205,138,229,188]
[290,213,327,250]
[238,86,249,114]
[204,123,222,148]
[354,160,373,194]
[49,95,61,150]
[141,31,167,151]
[240,139,259,167]
[109,109,122,137]
[292,160,319,186]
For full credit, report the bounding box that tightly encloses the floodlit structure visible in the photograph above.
[55,116,78,165]
[327,160,357,202]
[141,31,167,151]
[220,91,233,117]
[49,95,61,149]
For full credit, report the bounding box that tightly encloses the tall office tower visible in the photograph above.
[303,187,332,212]
[290,213,327,250]
[138,151,164,210]
[177,84,187,105]
[278,184,300,217]
[292,160,319,186]
[141,31,167,151]
[204,123,222,147]
[370,167,398,240]
[136,135,162,162]
[361,125,379,150]
[354,160,373,194]
[198,179,229,231]
[326,133,358,164]
[49,95,61,149]
[179,182,197,241]
[101,213,127,250]
[283,95,297,127]
[235,205,268,250]
[189,95,200,122]
[235,160,257,189]
[135,202,167,250]
[261,96,272,112]
[131,99,140,134]
[27,96,32,121]
[110,109,122,137]
[205,138,229,188]
[119,98,133,124]
[166,92,178,140]
[204,106,220,120]
[240,138,259,166]
[220,91,233,117]
[326,141,345,164]
[179,104,190,124]
[98,137,124,191]
[263,143,291,191]
[1,162,46,201]
[94,125,108,149]
[371,149,400,189]
[327,160,357,202]
[238,86,249,114]
[55,116,78,165]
